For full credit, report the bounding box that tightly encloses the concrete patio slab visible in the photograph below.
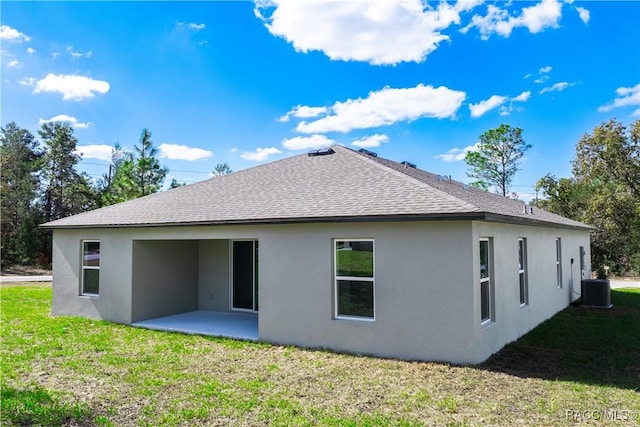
[132,310,258,341]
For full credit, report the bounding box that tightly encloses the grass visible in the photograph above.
[1,284,639,426]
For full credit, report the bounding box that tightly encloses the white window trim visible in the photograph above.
[81,240,100,297]
[518,238,528,307]
[334,238,375,322]
[556,237,562,288]
[480,238,493,326]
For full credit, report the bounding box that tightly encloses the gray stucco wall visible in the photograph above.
[198,240,230,311]
[51,219,590,364]
[131,240,199,323]
[257,221,477,363]
[52,228,133,323]
[471,221,591,362]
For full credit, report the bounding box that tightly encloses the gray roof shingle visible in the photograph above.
[42,145,590,229]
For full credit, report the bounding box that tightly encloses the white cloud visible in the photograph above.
[255,0,482,65]
[18,77,36,87]
[539,65,552,73]
[351,134,389,148]
[39,114,93,129]
[176,21,206,31]
[230,147,238,153]
[435,144,479,162]
[464,0,562,40]
[279,105,328,122]
[539,81,576,94]
[0,25,30,42]
[469,90,531,118]
[159,143,213,161]
[512,91,531,102]
[282,134,336,151]
[25,73,110,100]
[294,84,466,134]
[575,6,590,24]
[67,45,92,58]
[241,147,282,161]
[597,83,640,114]
[469,95,507,118]
[26,47,36,54]
[7,60,20,68]
[74,144,113,161]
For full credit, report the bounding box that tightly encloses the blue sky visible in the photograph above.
[2,1,639,200]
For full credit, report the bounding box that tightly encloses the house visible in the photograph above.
[42,145,591,364]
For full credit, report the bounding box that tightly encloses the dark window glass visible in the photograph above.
[337,280,374,318]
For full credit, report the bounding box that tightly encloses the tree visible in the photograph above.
[535,119,640,274]
[464,124,532,197]
[169,178,186,188]
[133,129,167,196]
[212,162,232,177]
[103,129,167,205]
[39,121,97,222]
[0,122,43,265]
[38,121,99,263]
[571,119,640,274]
[573,119,640,198]
[534,174,590,219]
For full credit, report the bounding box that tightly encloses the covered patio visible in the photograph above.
[132,310,258,341]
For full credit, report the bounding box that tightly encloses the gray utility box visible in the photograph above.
[581,279,612,308]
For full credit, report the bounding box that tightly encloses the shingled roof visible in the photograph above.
[42,145,590,229]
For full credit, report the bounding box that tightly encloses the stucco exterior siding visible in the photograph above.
[52,228,134,324]
[51,219,590,364]
[198,240,230,312]
[471,221,591,362]
[257,221,477,363]
[131,240,199,323]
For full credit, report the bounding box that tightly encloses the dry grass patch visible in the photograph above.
[2,284,639,426]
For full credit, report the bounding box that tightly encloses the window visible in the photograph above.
[335,239,374,320]
[480,238,493,324]
[556,238,562,288]
[82,240,100,296]
[518,238,528,306]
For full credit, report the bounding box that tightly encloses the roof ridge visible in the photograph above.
[337,146,480,212]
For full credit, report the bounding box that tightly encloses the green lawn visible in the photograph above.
[1,284,638,426]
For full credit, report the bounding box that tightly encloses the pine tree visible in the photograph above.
[0,123,43,265]
[103,129,167,205]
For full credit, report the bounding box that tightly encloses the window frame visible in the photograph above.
[81,240,100,297]
[334,239,375,321]
[518,238,528,306]
[556,237,562,288]
[479,238,494,326]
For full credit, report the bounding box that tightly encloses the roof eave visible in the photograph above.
[482,213,594,230]
[40,211,592,230]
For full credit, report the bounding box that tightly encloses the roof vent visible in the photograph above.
[358,148,378,157]
[308,147,335,157]
[401,161,417,169]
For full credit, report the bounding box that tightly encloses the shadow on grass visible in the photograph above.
[1,385,96,426]
[480,289,640,390]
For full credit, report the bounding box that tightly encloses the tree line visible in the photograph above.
[2,119,638,275]
[0,121,231,267]
[465,119,639,275]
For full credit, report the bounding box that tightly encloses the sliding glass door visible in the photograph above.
[232,240,258,311]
